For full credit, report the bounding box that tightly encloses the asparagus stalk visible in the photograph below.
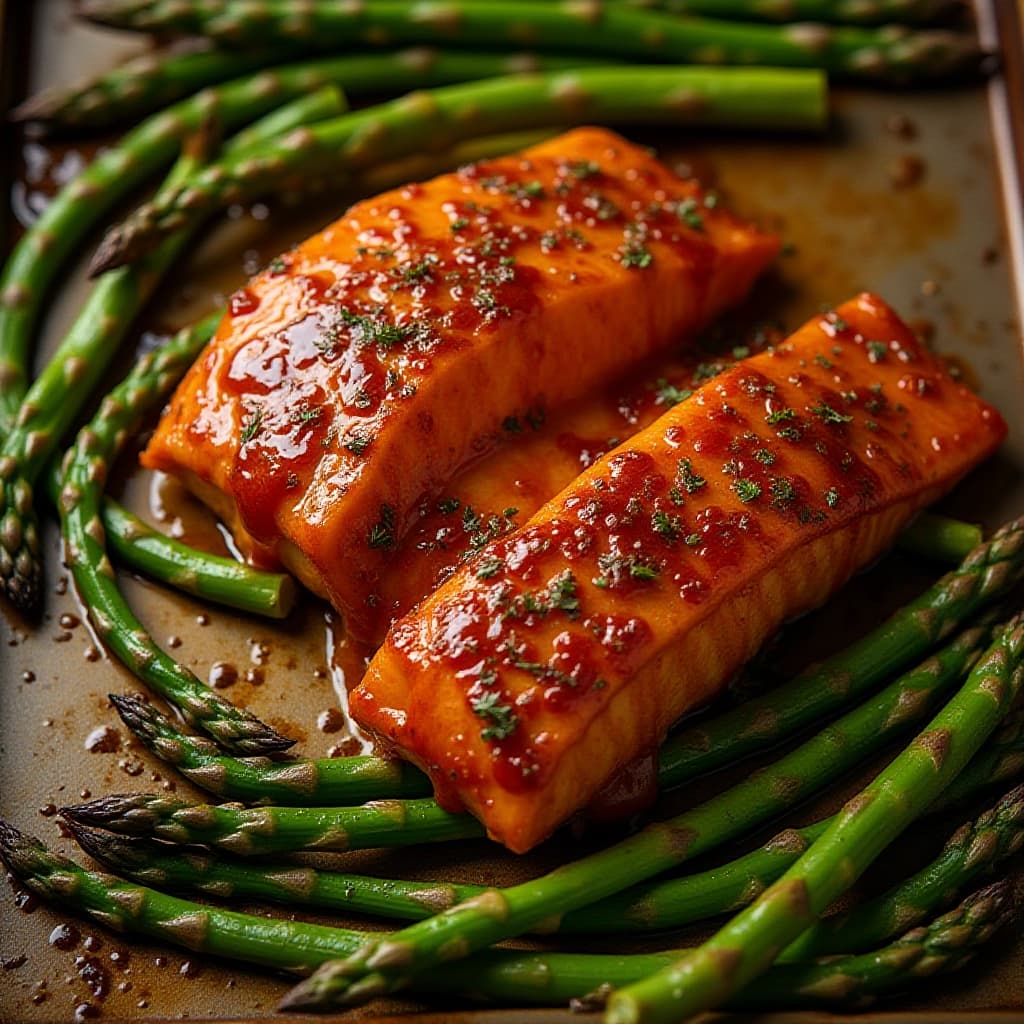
[0,49,594,443]
[0,131,219,612]
[0,820,368,972]
[89,65,828,274]
[781,783,1024,960]
[260,617,987,1006]
[417,881,1016,1010]
[615,0,964,25]
[58,313,296,753]
[602,614,1024,1024]
[658,516,1024,789]
[67,760,1024,938]
[109,693,432,804]
[899,512,984,564]
[8,42,296,129]
[939,710,1024,807]
[77,0,984,84]
[11,46,599,131]
[1,819,1011,1010]
[60,794,485,854]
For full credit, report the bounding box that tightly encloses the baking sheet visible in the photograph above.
[2,1,1024,1020]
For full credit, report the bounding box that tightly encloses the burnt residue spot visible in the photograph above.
[75,955,110,999]
[317,707,344,734]
[209,662,238,689]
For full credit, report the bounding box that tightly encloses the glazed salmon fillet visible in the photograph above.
[141,127,778,639]
[352,294,1007,853]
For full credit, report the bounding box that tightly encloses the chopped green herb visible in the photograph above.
[766,407,797,425]
[338,306,413,350]
[268,255,288,275]
[677,458,707,494]
[825,487,839,508]
[568,160,600,179]
[240,408,262,444]
[676,197,705,231]
[437,497,461,515]
[620,243,653,270]
[810,402,853,425]
[867,340,889,363]
[367,505,396,549]
[684,533,702,547]
[450,217,469,231]
[502,416,523,433]
[655,378,693,407]
[814,353,834,369]
[777,425,803,441]
[732,478,762,503]
[692,362,724,384]
[753,447,775,465]
[769,477,796,508]
[475,556,504,580]
[630,561,659,581]
[471,690,519,741]
[652,510,683,542]
[343,432,370,456]
[731,345,751,360]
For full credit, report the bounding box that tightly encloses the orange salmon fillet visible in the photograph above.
[141,127,778,639]
[352,294,1007,853]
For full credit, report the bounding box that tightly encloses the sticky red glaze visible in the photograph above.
[354,293,1007,852]
[142,127,779,639]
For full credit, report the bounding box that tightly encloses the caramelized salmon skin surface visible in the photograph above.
[352,294,1007,853]
[142,127,777,639]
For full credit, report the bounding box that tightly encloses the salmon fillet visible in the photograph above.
[367,342,765,644]
[352,294,1007,853]
[141,127,778,639]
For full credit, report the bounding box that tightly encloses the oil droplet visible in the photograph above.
[59,613,80,630]
[179,959,202,978]
[244,667,264,686]
[48,924,80,950]
[167,635,182,649]
[38,803,57,817]
[21,670,35,683]
[84,726,119,753]
[74,1003,98,1021]
[317,708,344,734]
[209,662,237,689]
[83,646,100,662]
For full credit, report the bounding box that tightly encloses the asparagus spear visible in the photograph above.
[0,130,219,612]
[615,0,964,25]
[898,512,983,564]
[8,42,295,129]
[77,0,983,84]
[781,783,1024,960]
[89,65,828,274]
[602,614,1024,1024]
[58,313,296,753]
[11,46,599,131]
[0,820,368,972]
[1,819,1011,1009]
[60,794,485,854]
[67,758,1024,938]
[658,516,1024,788]
[109,693,432,804]
[416,881,1016,1009]
[0,49,594,444]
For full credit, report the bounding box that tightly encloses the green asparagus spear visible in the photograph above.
[658,516,1024,788]
[109,693,432,804]
[614,0,964,26]
[0,50,592,442]
[90,65,827,274]
[415,881,1016,1009]
[602,614,1024,1024]
[781,783,1024,960]
[77,0,984,84]
[939,710,1024,807]
[0,820,368,971]
[0,130,219,612]
[58,313,296,753]
[60,794,485,854]
[899,512,984,564]
[2,819,1011,1009]
[261,616,988,1007]
[8,43,297,129]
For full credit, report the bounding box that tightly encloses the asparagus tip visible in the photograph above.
[8,91,59,124]
[88,229,132,278]
[60,792,154,830]
[64,818,151,870]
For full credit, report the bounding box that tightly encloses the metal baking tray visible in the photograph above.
[2,1,1023,1020]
